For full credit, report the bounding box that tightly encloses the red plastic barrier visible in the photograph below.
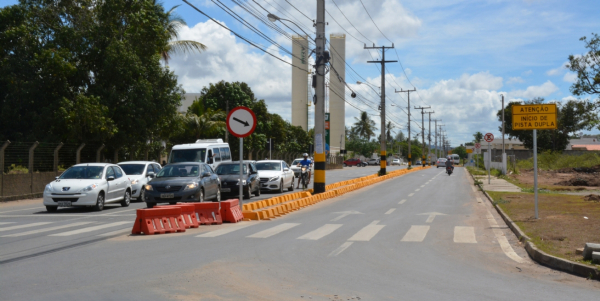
[190,202,223,225]
[220,199,244,223]
[131,207,186,235]
[156,204,199,229]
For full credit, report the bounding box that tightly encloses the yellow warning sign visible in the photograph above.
[512,104,557,130]
[466,149,473,154]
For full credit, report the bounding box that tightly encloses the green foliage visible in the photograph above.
[473,132,483,143]
[346,139,379,157]
[567,33,600,98]
[453,145,468,159]
[352,112,377,140]
[516,152,600,171]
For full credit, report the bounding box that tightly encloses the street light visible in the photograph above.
[267,13,313,39]
[356,81,380,96]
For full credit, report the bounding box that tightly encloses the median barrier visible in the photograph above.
[131,207,186,235]
[220,199,244,223]
[190,202,223,225]
[155,204,199,229]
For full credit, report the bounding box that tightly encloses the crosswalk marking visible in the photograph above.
[0,222,53,232]
[401,225,430,242]
[454,226,477,243]
[385,208,396,215]
[421,185,426,188]
[348,221,385,242]
[425,215,436,223]
[298,224,342,240]
[2,222,94,237]
[408,193,415,197]
[97,228,132,237]
[247,223,300,238]
[415,188,420,191]
[197,222,256,237]
[398,199,407,204]
[328,242,353,257]
[49,221,131,236]
[0,222,16,225]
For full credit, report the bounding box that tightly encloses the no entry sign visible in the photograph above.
[226,106,256,138]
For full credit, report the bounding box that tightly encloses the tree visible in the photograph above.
[159,4,207,64]
[567,33,600,97]
[473,132,483,143]
[353,112,377,140]
[498,97,599,151]
[185,102,226,140]
[395,131,405,142]
[453,145,468,159]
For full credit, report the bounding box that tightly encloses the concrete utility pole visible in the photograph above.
[426,111,434,165]
[433,119,441,160]
[396,88,416,168]
[501,94,506,175]
[313,0,326,194]
[365,44,397,176]
[414,106,430,166]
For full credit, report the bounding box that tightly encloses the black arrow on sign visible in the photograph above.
[233,117,249,127]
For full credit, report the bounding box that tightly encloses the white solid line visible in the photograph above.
[385,208,396,215]
[408,193,415,197]
[0,222,53,232]
[399,199,407,204]
[348,221,385,242]
[454,226,477,243]
[297,224,342,240]
[98,228,132,237]
[401,225,430,242]
[2,222,94,237]
[247,223,300,238]
[197,223,255,237]
[328,242,354,257]
[50,221,131,236]
[0,222,16,225]
[485,210,525,263]
[425,215,436,223]
[0,207,45,213]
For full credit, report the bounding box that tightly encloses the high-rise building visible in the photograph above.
[291,35,309,130]
[328,34,346,154]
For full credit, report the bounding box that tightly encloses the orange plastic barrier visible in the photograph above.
[190,202,223,225]
[156,204,199,229]
[131,207,186,235]
[220,199,244,223]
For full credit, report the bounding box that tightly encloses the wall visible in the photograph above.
[0,172,59,201]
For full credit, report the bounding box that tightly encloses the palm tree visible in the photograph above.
[386,121,395,142]
[161,5,207,64]
[353,111,377,140]
[186,106,226,139]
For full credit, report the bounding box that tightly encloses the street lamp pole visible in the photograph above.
[313,0,326,193]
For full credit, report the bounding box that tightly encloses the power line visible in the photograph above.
[330,0,374,44]
[284,0,313,22]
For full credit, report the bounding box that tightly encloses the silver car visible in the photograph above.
[43,163,132,212]
[436,158,448,168]
[118,161,162,201]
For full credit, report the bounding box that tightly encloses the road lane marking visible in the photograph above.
[328,242,353,257]
[415,188,420,191]
[297,224,342,240]
[197,223,255,237]
[348,220,385,242]
[421,185,426,188]
[2,222,94,237]
[247,223,300,238]
[471,185,477,192]
[454,226,477,243]
[398,199,407,204]
[426,215,436,223]
[385,208,396,215]
[0,222,16,225]
[0,207,45,213]
[0,222,53,232]
[50,221,131,236]
[408,193,415,197]
[401,225,430,242]
[485,210,525,263]
[98,228,132,237]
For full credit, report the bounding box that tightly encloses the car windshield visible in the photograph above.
[169,149,206,163]
[256,162,281,171]
[60,166,104,179]
[439,158,447,162]
[292,160,301,165]
[118,164,145,175]
[156,164,200,178]
[216,164,247,175]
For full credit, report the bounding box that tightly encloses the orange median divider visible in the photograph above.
[131,207,186,235]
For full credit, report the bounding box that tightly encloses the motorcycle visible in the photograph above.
[446,166,453,176]
[300,166,309,189]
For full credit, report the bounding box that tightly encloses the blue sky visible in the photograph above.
[3,0,599,145]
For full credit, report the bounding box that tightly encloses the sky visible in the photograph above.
[3,0,600,146]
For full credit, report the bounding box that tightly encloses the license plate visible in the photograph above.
[58,201,72,207]
[221,188,231,192]
[160,193,174,199]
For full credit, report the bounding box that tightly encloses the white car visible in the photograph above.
[256,160,295,193]
[43,163,132,212]
[391,159,401,166]
[290,158,314,178]
[118,161,162,201]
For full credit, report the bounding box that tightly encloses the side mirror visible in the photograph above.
[284,168,289,172]
[147,171,155,178]
[55,176,59,180]
[202,172,211,178]
[107,176,115,181]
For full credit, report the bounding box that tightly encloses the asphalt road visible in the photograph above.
[1,166,599,300]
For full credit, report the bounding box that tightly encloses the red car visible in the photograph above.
[343,158,367,167]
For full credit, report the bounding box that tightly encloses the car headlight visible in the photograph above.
[269,176,280,182]
[184,183,198,190]
[80,184,99,192]
[44,183,53,193]
[131,179,139,185]
[145,184,153,191]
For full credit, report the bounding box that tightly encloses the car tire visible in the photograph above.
[343,163,347,167]
[120,189,131,207]
[254,185,261,197]
[139,187,145,202]
[146,203,154,208]
[288,181,294,192]
[199,188,205,202]
[46,206,58,213]
[278,180,284,193]
[243,189,251,199]
[93,192,105,212]
[215,187,221,202]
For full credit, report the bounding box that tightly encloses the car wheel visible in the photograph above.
[139,187,145,202]
[120,189,131,207]
[254,185,261,197]
[46,206,58,213]
[215,187,221,202]
[343,163,347,167]
[146,203,155,208]
[278,180,284,193]
[199,188,205,202]
[288,181,294,191]
[243,189,251,199]
[93,192,105,211]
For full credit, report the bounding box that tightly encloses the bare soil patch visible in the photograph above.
[487,191,600,264]
[584,194,600,202]
[509,167,600,190]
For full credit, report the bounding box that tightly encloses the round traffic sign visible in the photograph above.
[484,133,494,143]
[474,143,481,149]
[227,106,257,138]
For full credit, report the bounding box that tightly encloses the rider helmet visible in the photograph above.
[447,155,452,160]
[303,153,308,157]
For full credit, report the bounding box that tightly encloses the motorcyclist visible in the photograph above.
[296,153,313,188]
[445,155,454,173]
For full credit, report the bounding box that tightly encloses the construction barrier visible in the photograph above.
[190,202,223,225]
[156,204,199,229]
[220,199,244,223]
[131,207,186,235]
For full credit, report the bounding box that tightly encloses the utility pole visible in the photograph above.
[313,0,326,194]
[433,119,441,161]
[414,106,430,166]
[426,111,434,165]
[396,88,416,168]
[365,44,397,176]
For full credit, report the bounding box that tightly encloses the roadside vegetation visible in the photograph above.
[516,152,600,171]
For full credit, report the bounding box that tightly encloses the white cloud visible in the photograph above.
[563,72,577,83]
[510,80,558,99]
[506,77,525,84]
[546,61,569,76]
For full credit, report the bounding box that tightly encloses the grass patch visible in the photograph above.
[466,166,486,176]
[517,152,600,171]
[486,191,600,265]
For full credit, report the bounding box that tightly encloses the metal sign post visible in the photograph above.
[226,106,257,208]
[483,133,494,184]
[533,129,538,219]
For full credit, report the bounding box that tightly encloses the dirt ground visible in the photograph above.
[509,166,600,190]
[487,191,600,263]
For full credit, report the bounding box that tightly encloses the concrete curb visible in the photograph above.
[0,193,43,203]
[468,171,600,280]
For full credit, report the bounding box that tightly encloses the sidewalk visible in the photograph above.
[473,175,521,192]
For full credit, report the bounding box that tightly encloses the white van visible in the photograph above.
[451,154,460,165]
[168,139,232,170]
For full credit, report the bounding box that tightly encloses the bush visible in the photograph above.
[516,152,600,171]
